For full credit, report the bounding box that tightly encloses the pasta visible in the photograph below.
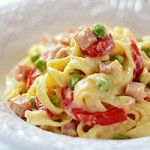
[5,23,150,139]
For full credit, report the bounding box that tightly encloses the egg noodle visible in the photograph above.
[5,24,150,139]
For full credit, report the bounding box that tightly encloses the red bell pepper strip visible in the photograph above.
[61,86,74,108]
[82,33,114,57]
[35,97,54,117]
[128,39,143,81]
[26,67,39,90]
[72,107,127,126]
[61,86,127,126]
[144,97,150,102]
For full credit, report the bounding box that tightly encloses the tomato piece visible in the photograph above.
[35,98,54,117]
[35,97,44,109]
[26,67,39,90]
[82,33,114,57]
[61,86,74,108]
[44,107,54,117]
[72,107,127,126]
[128,39,143,81]
[144,97,150,102]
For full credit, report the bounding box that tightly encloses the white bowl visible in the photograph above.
[0,0,150,149]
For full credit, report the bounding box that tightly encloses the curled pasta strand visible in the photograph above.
[25,110,71,127]
[36,75,63,114]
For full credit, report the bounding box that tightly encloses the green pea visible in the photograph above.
[96,76,110,92]
[30,52,40,63]
[29,96,36,108]
[114,55,125,65]
[113,134,130,140]
[91,24,107,38]
[51,96,60,107]
[141,47,150,58]
[34,59,46,72]
[69,72,82,89]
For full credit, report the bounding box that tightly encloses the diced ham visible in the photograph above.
[125,82,146,101]
[55,34,70,45]
[55,48,68,59]
[10,96,33,118]
[145,88,150,98]
[74,27,97,50]
[13,65,31,82]
[99,62,112,74]
[42,33,70,45]
[61,121,77,137]
[41,45,69,60]
[49,44,64,59]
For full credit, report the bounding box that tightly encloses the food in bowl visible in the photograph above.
[5,23,150,139]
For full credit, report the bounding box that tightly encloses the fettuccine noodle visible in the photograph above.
[5,24,150,139]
